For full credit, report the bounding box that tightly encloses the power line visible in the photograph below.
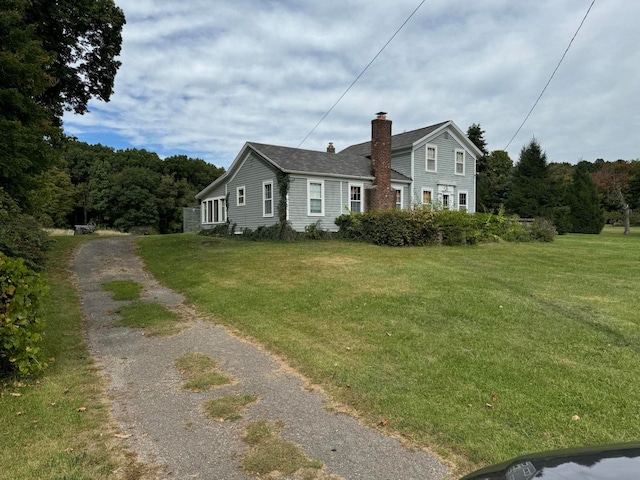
[296,0,428,149]
[504,0,597,150]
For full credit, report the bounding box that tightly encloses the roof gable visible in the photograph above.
[339,120,483,158]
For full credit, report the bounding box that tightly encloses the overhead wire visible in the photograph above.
[295,0,428,150]
[504,0,597,150]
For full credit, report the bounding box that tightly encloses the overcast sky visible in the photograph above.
[62,0,639,169]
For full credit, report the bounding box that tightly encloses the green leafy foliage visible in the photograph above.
[528,217,558,242]
[0,253,48,376]
[63,141,224,232]
[336,208,543,246]
[0,188,53,271]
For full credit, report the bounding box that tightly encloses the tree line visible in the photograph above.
[468,124,639,234]
[40,141,224,234]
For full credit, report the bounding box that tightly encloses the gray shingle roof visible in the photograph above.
[249,142,411,182]
[339,121,449,156]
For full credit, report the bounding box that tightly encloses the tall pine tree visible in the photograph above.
[567,162,604,233]
[505,139,551,218]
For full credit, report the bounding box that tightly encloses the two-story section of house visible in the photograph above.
[196,114,482,232]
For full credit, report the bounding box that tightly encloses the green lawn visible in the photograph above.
[137,227,640,472]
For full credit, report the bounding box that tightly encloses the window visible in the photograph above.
[442,194,450,209]
[308,180,324,215]
[263,181,273,217]
[422,189,432,205]
[426,145,437,172]
[455,149,465,175]
[394,188,403,209]
[202,197,225,224]
[237,186,245,206]
[458,192,468,211]
[349,184,362,213]
[202,201,208,223]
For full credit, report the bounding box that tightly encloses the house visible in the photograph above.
[196,113,483,233]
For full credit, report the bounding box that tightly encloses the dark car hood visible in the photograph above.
[461,442,640,480]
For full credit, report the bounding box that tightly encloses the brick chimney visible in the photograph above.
[327,142,335,153]
[369,112,395,211]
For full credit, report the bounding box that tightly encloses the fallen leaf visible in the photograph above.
[115,433,132,439]
[16,412,22,416]
[386,332,392,336]
[76,407,87,412]
[10,393,21,397]
[572,415,581,421]
[378,419,388,426]
[13,381,24,388]
[485,403,493,409]
[467,404,473,407]
[491,392,499,401]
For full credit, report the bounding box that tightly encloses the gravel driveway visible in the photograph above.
[72,236,451,480]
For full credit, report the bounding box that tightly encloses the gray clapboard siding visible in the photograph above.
[225,151,279,230]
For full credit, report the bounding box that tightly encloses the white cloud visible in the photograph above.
[63,0,640,168]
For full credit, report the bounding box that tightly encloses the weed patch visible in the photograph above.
[241,420,323,477]
[115,301,181,336]
[102,280,143,301]
[175,353,231,391]
[203,394,257,421]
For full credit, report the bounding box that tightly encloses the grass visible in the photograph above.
[0,236,154,479]
[175,352,231,391]
[115,301,181,336]
[102,280,143,301]
[137,227,640,473]
[241,420,323,476]
[203,393,258,421]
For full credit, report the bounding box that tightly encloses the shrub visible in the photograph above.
[200,223,233,237]
[432,210,480,246]
[528,217,557,242]
[336,208,554,246]
[0,188,53,271]
[474,211,531,242]
[304,221,333,240]
[0,253,48,377]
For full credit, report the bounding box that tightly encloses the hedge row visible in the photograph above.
[335,209,556,246]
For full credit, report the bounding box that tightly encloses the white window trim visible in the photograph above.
[307,179,325,216]
[392,184,404,210]
[201,201,208,224]
[348,182,364,213]
[421,188,433,207]
[455,148,465,176]
[458,190,468,211]
[426,144,438,172]
[263,180,274,217]
[202,197,226,224]
[237,185,246,206]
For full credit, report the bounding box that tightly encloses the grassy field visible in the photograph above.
[137,227,640,472]
[0,237,152,480]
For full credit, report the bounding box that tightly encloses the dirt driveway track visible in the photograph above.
[72,236,451,480]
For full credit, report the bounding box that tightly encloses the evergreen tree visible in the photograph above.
[567,163,604,233]
[477,150,512,213]
[505,139,551,218]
